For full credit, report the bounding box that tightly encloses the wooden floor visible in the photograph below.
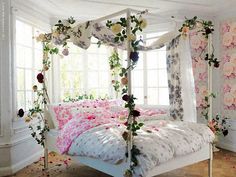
[8,149,236,177]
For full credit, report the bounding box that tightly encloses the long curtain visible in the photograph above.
[166,35,197,122]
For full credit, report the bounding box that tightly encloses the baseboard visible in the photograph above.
[0,150,43,177]
[217,142,236,152]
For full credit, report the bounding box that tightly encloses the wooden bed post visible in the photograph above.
[208,143,213,177]
[126,8,133,169]
[207,33,213,122]
[42,42,49,170]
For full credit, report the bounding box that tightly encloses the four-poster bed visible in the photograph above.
[26,8,217,177]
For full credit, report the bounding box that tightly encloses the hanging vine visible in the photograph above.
[106,11,148,176]
[179,16,220,68]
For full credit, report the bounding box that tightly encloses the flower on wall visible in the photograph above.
[223,83,236,109]
[221,22,236,48]
[222,54,236,79]
[190,31,207,51]
[195,85,208,108]
[192,56,207,81]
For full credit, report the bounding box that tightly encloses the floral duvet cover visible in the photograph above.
[56,114,214,177]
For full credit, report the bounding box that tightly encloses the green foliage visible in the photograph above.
[179,16,219,68]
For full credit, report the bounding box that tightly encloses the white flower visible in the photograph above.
[222,32,233,47]
[127,34,136,41]
[139,18,147,29]
[36,33,45,42]
[111,23,122,34]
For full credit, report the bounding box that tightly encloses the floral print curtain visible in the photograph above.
[166,35,184,121]
[166,35,197,122]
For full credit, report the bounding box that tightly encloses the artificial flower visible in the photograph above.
[62,48,69,56]
[182,26,189,35]
[122,94,130,102]
[127,34,136,41]
[124,169,132,177]
[52,31,60,38]
[121,77,128,85]
[24,116,31,123]
[139,18,147,29]
[111,80,115,84]
[32,85,38,92]
[43,65,49,71]
[17,108,24,117]
[222,32,233,47]
[132,110,140,117]
[224,92,234,106]
[36,33,46,42]
[111,23,122,34]
[223,62,234,77]
[37,73,44,83]
[130,51,139,62]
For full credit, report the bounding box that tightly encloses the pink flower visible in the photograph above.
[223,84,231,93]
[224,92,234,106]
[230,22,236,36]
[223,62,234,77]
[222,32,233,47]
[223,55,231,63]
[62,48,69,56]
[199,86,208,97]
[221,23,230,33]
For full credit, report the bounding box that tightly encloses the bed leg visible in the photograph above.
[44,147,49,170]
[208,143,213,177]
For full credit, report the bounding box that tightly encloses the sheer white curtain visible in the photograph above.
[179,36,197,122]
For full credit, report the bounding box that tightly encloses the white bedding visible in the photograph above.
[66,120,214,177]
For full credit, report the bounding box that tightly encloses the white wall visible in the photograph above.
[0,0,51,176]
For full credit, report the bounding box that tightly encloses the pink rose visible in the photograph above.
[223,84,231,93]
[199,86,208,97]
[223,55,231,63]
[222,32,233,47]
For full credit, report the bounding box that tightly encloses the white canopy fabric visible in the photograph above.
[56,19,197,123]
[67,21,178,51]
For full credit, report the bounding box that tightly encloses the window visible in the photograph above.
[130,32,169,106]
[15,19,44,110]
[60,39,110,100]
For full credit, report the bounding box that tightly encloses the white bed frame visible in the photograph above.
[42,8,214,177]
[45,130,213,177]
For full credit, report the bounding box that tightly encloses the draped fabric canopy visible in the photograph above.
[61,20,197,122]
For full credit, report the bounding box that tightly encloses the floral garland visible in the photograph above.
[106,12,147,176]
[109,48,122,97]
[200,93,229,137]
[179,16,220,68]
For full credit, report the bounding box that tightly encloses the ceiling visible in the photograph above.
[20,0,236,19]
[13,0,236,32]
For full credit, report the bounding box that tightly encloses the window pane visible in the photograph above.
[25,69,32,90]
[16,46,25,67]
[158,88,169,105]
[25,91,33,110]
[99,71,109,87]
[17,91,25,110]
[35,49,43,69]
[157,49,166,68]
[147,51,158,69]
[147,88,158,105]
[16,20,32,47]
[158,69,168,87]
[24,47,33,68]
[132,70,143,87]
[133,88,144,104]
[147,70,158,87]
[17,69,24,90]
[88,71,99,88]
[88,54,99,70]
